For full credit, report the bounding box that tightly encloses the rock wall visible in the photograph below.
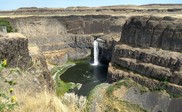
[121,16,182,52]
[97,34,119,63]
[108,16,182,95]
[0,34,54,92]
[4,4,181,66]
[29,34,94,65]
[2,15,123,64]
[5,15,123,65]
[0,33,31,69]
[8,15,124,37]
[1,5,182,65]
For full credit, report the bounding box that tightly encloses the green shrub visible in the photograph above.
[0,19,13,32]
[56,80,74,96]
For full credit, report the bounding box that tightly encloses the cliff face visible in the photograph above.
[0,33,31,69]
[6,15,123,65]
[108,16,182,95]
[9,15,124,37]
[35,34,94,65]
[1,5,182,66]
[10,17,67,38]
[1,5,181,65]
[0,33,53,93]
[121,16,182,51]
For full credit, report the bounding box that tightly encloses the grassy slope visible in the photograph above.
[51,63,77,96]
[87,79,147,112]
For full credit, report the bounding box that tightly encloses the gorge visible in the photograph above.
[0,4,182,112]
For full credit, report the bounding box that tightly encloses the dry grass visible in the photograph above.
[14,90,87,112]
[0,62,87,112]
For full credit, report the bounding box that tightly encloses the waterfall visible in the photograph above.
[0,26,7,33]
[92,39,99,65]
[2,26,6,33]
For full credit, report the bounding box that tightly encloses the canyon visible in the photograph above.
[0,4,182,65]
[0,4,182,112]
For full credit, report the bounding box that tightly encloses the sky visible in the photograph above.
[0,0,182,10]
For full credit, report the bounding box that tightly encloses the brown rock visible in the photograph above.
[0,33,31,69]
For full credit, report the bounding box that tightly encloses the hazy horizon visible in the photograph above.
[1,0,182,11]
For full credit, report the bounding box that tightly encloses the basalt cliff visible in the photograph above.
[1,4,182,92]
[108,16,182,95]
[0,4,182,112]
[1,4,182,66]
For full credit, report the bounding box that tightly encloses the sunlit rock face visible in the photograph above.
[6,15,123,65]
[108,16,182,95]
[121,16,182,52]
[9,15,123,37]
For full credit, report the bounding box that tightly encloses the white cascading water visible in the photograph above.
[92,39,99,65]
[2,27,6,33]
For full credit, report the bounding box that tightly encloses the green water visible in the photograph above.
[60,60,108,96]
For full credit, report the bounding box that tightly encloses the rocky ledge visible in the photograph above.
[108,16,182,95]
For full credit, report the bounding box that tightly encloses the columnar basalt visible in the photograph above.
[121,16,182,51]
[108,16,182,95]
[2,5,182,66]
